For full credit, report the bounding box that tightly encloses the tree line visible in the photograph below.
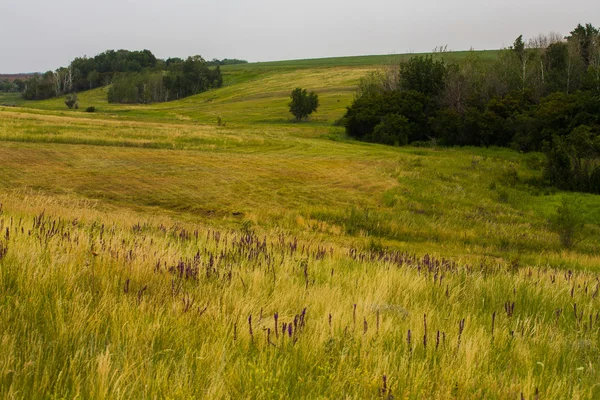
[107,56,222,104]
[0,79,25,93]
[18,50,239,103]
[343,23,600,194]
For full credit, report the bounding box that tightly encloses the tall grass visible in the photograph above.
[0,194,599,398]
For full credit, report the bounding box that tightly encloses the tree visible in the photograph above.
[289,88,319,121]
[13,79,25,92]
[399,55,447,98]
[512,35,539,92]
[568,23,599,67]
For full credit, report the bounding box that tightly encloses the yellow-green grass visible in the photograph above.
[0,110,598,270]
[0,192,599,398]
[219,50,501,70]
[1,50,599,398]
[0,93,24,106]
[8,50,500,126]
[11,66,368,126]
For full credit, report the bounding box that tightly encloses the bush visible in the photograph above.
[64,93,78,109]
[367,113,410,145]
[344,90,429,142]
[544,125,600,194]
[85,106,96,113]
[549,197,585,248]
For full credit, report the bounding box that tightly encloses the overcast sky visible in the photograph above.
[1,0,598,73]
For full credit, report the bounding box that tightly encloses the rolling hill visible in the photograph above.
[0,51,599,398]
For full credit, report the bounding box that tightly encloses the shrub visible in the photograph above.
[85,106,96,113]
[367,113,410,146]
[549,197,585,248]
[344,90,429,142]
[544,126,600,193]
[64,93,78,109]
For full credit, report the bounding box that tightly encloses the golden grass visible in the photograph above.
[0,192,599,398]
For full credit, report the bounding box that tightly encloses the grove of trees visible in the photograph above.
[18,50,232,103]
[344,23,600,194]
[108,56,222,104]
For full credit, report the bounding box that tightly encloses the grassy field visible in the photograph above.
[1,51,599,398]
[0,93,25,106]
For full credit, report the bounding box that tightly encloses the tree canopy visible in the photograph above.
[343,22,600,194]
[19,49,226,103]
[289,88,319,121]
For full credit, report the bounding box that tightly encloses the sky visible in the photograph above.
[1,0,599,73]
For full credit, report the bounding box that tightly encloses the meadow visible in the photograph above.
[0,51,599,398]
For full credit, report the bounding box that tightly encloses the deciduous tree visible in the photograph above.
[289,88,319,121]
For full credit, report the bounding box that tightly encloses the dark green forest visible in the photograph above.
[344,23,600,194]
[17,50,237,103]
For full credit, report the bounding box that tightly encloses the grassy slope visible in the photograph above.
[1,50,599,398]
[0,92,25,106]
[1,50,598,268]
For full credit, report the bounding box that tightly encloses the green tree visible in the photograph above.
[289,88,319,121]
[568,23,599,67]
[511,35,539,92]
[399,55,447,98]
[13,79,25,92]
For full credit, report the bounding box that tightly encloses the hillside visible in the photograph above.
[1,51,599,398]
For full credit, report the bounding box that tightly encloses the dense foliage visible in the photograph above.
[344,23,600,194]
[107,57,222,104]
[20,50,224,103]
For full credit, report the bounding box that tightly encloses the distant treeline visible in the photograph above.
[0,79,25,93]
[108,56,223,104]
[343,23,600,194]
[18,50,243,103]
[0,74,32,93]
[207,58,248,66]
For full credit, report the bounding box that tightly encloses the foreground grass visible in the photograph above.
[0,193,599,398]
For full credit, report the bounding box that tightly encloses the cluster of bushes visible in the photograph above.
[344,23,600,194]
[20,50,229,103]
